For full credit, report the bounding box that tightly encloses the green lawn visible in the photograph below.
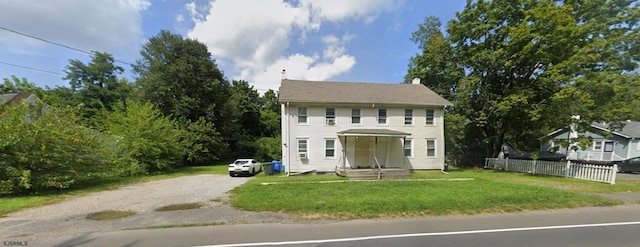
[231,169,638,219]
[0,164,230,217]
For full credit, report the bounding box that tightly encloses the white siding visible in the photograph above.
[282,103,446,173]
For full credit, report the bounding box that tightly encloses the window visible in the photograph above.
[426,139,436,157]
[325,108,335,125]
[351,108,361,124]
[426,109,435,125]
[404,139,413,157]
[297,107,307,124]
[378,109,387,124]
[593,141,602,151]
[404,109,413,125]
[604,141,614,152]
[325,139,335,158]
[297,139,308,159]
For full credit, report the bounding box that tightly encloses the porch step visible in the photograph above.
[338,168,411,180]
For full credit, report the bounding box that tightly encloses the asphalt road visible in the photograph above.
[25,204,640,247]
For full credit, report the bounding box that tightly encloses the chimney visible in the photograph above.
[281,69,287,80]
[412,77,421,85]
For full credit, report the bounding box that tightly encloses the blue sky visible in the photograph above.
[0,0,467,92]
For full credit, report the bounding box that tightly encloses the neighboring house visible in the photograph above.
[0,92,40,107]
[279,79,452,174]
[541,121,640,162]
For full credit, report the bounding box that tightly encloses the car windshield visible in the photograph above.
[234,160,249,165]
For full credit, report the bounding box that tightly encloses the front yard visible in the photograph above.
[230,169,640,219]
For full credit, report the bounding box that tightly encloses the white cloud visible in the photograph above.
[0,0,148,59]
[187,0,399,91]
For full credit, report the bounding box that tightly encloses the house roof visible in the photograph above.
[278,79,452,106]
[592,121,640,138]
[337,129,411,137]
[544,121,640,139]
[0,93,36,106]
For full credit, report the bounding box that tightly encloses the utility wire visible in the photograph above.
[0,61,64,76]
[0,26,134,66]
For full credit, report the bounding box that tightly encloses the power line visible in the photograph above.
[0,61,64,76]
[0,26,134,66]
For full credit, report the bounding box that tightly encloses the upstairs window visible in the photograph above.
[426,109,435,125]
[326,108,336,125]
[404,109,413,125]
[351,108,361,124]
[378,109,387,124]
[297,107,307,124]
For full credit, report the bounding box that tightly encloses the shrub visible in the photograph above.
[0,104,114,194]
[97,102,186,174]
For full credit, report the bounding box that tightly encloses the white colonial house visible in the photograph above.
[279,79,452,176]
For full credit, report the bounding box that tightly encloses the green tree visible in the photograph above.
[220,80,262,158]
[64,52,129,119]
[1,76,45,97]
[407,0,640,164]
[180,117,227,166]
[133,30,229,124]
[96,102,186,174]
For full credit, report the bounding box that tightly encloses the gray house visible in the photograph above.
[541,121,640,161]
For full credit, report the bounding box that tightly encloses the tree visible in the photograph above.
[220,80,262,158]
[96,102,186,174]
[1,76,45,97]
[134,30,229,163]
[407,0,640,165]
[134,30,229,124]
[63,52,128,119]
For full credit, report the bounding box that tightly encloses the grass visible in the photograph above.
[155,202,205,211]
[230,169,633,220]
[86,210,137,220]
[0,164,229,217]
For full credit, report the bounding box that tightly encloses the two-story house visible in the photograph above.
[279,79,452,176]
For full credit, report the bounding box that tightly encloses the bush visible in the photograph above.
[255,135,281,161]
[97,102,185,174]
[0,104,114,194]
[180,117,226,166]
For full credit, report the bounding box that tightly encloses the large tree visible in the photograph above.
[64,52,129,119]
[133,30,230,163]
[407,0,640,164]
[133,30,229,125]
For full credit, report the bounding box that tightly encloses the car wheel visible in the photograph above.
[229,172,234,177]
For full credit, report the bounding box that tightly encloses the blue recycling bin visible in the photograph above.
[272,160,281,173]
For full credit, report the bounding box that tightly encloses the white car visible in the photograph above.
[228,159,261,177]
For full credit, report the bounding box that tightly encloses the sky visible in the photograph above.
[0,0,468,93]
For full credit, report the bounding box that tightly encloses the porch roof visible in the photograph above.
[337,129,411,137]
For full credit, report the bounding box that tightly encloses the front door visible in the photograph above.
[354,137,372,168]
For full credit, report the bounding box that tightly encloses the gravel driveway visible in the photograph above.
[0,174,298,240]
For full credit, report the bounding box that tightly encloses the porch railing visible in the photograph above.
[485,158,617,185]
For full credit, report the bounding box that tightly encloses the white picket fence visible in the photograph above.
[485,158,617,185]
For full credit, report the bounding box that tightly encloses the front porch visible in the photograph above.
[335,129,412,180]
[336,167,411,180]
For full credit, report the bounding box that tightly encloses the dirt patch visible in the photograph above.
[86,210,137,221]
[155,202,205,211]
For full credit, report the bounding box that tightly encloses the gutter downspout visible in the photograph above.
[286,102,291,176]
